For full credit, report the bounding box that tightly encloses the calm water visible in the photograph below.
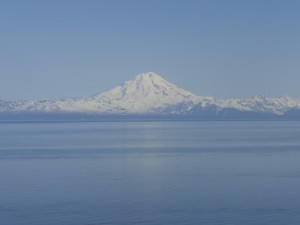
[1,121,300,225]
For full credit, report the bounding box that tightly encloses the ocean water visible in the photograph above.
[0,121,300,225]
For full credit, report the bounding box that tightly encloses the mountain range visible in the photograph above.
[1,72,300,120]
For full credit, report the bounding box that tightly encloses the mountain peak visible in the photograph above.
[133,72,167,84]
[252,94,267,101]
[130,72,172,89]
[92,72,199,113]
[135,72,161,78]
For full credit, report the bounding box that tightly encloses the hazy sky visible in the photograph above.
[0,0,299,100]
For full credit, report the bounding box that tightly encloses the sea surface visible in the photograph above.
[1,121,300,225]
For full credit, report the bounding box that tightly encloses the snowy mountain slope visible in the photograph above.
[88,72,202,113]
[0,72,300,118]
[214,95,300,115]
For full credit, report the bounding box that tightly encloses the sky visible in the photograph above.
[0,0,300,100]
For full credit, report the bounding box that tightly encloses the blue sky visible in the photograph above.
[0,0,299,100]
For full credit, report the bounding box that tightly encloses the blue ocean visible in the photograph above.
[1,121,300,225]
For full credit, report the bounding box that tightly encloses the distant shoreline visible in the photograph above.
[1,113,300,122]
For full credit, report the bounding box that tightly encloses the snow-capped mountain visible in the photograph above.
[1,72,300,119]
[88,73,205,114]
